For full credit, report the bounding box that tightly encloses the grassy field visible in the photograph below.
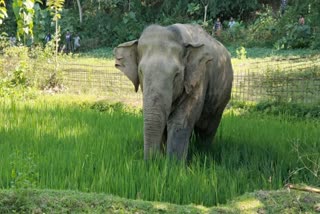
[1,95,319,206]
[29,47,319,74]
[21,47,318,104]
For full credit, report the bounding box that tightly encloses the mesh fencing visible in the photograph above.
[33,56,320,105]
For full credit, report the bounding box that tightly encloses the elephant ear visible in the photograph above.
[184,43,213,94]
[114,40,139,92]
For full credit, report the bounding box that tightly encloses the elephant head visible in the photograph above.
[114,25,214,160]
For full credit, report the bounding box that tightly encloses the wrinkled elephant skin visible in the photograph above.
[114,24,233,160]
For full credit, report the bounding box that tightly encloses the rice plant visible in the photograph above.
[0,96,319,206]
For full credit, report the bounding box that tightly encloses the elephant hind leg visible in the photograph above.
[195,108,224,148]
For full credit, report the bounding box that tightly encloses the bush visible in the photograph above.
[245,7,279,47]
[311,28,320,49]
[219,22,247,45]
[220,6,280,48]
[231,100,320,119]
[0,45,56,98]
[236,46,247,59]
[275,24,312,49]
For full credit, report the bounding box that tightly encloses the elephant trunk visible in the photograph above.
[143,103,166,160]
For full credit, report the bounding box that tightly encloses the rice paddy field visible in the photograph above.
[0,95,319,206]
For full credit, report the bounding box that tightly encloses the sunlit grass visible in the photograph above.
[60,47,320,74]
[0,95,319,206]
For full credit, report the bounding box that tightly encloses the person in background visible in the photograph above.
[9,34,16,46]
[73,33,80,51]
[45,32,51,43]
[213,17,222,37]
[65,30,72,53]
[280,0,287,15]
[299,14,305,25]
[228,17,236,28]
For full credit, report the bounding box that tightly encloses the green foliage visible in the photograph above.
[0,0,8,25]
[10,151,39,189]
[187,3,201,17]
[311,35,320,49]
[0,47,34,98]
[273,1,320,50]
[46,0,64,21]
[0,45,56,98]
[12,0,42,44]
[232,100,320,119]
[221,1,320,49]
[275,24,312,49]
[53,0,262,48]
[236,46,247,59]
[113,11,144,44]
[1,0,320,49]
[223,22,246,43]
[33,3,50,44]
[46,0,65,88]
[91,101,126,113]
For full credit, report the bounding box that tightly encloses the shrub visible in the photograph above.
[246,7,278,47]
[311,28,320,49]
[231,100,320,119]
[0,45,55,98]
[275,24,312,49]
[219,22,246,45]
[236,46,247,59]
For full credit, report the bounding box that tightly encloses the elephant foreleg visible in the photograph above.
[166,96,205,160]
[195,105,225,148]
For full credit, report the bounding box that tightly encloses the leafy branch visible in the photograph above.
[46,0,65,86]
[0,0,8,25]
[12,0,43,44]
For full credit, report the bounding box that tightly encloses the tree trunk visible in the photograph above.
[204,4,208,23]
[55,8,58,75]
[76,0,82,24]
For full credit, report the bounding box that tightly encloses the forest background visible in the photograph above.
[1,0,320,50]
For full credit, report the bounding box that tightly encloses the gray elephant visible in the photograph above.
[114,24,233,160]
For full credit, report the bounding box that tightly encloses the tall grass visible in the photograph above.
[0,96,319,206]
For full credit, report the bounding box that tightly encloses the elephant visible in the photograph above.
[114,24,233,160]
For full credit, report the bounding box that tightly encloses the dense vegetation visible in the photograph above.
[1,96,319,206]
[1,0,320,49]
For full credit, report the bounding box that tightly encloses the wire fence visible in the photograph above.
[36,56,320,104]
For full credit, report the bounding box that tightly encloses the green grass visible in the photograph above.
[78,46,320,59]
[47,47,320,74]
[0,95,319,206]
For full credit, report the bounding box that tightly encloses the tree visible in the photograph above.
[200,0,209,23]
[75,0,82,24]
[12,0,42,44]
[46,0,64,84]
[0,0,8,25]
